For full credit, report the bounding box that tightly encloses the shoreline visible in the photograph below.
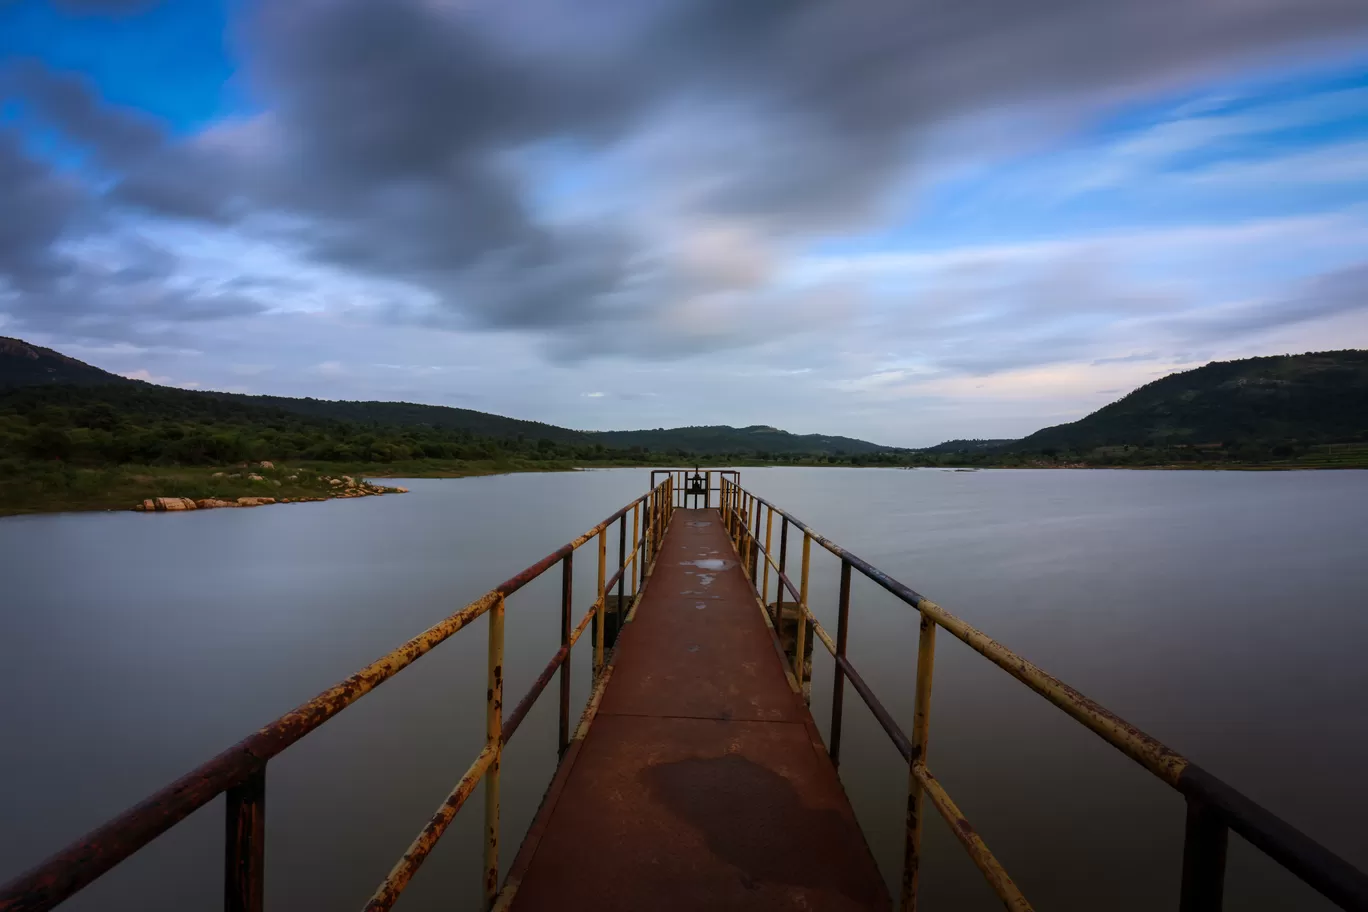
[3,459,1357,519]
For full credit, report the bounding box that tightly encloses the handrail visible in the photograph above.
[0,476,676,912]
[719,478,1368,912]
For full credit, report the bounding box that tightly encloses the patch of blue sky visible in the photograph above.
[0,0,244,132]
[806,60,1368,262]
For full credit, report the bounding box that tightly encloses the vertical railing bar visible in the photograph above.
[224,765,265,912]
[900,613,937,911]
[795,532,811,703]
[637,499,647,592]
[776,517,789,625]
[616,513,627,642]
[762,504,774,608]
[594,528,607,679]
[631,503,640,599]
[830,559,852,768]
[742,492,752,579]
[1180,797,1229,912]
[558,553,572,758]
[483,594,505,910]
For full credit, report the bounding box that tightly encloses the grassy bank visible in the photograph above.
[0,457,678,517]
[5,451,1366,518]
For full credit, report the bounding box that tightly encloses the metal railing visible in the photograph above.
[718,477,1368,912]
[0,477,676,912]
[650,468,738,510]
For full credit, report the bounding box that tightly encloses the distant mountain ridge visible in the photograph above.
[7,337,1362,457]
[916,438,1018,454]
[1013,350,1368,452]
[0,337,891,456]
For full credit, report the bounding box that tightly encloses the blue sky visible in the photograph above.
[2,0,1367,446]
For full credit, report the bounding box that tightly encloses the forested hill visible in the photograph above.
[1014,351,1368,452]
[213,393,590,445]
[0,337,136,387]
[0,337,892,458]
[917,438,1017,454]
[594,425,886,456]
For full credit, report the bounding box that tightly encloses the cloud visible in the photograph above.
[0,131,86,292]
[3,0,1368,447]
[8,0,1366,358]
[1168,261,1368,343]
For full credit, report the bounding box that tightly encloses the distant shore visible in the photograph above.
[4,457,1360,518]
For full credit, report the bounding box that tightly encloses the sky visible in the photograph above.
[1,1,1367,447]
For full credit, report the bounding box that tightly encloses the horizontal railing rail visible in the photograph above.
[0,476,676,912]
[719,478,1368,912]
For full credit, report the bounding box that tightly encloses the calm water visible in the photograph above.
[1,468,1365,910]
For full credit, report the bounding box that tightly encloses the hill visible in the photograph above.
[593,425,888,456]
[0,337,892,457]
[0,337,136,387]
[212,393,592,446]
[1013,351,1368,452]
[917,438,1017,454]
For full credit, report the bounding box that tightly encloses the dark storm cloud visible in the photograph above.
[0,131,84,292]
[6,0,1368,359]
[5,62,162,170]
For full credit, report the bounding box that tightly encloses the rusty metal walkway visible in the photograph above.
[504,508,889,911]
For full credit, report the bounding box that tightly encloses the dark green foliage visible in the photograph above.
[0,383,912,468]
[1,336,894,457]
[592,425,888,456]
[1013,351,1368,452]
[916,438,1018,454]
[0,337,137,388]
[209,392,590,445]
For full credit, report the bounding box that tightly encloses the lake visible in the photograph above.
[1,467,1365,910]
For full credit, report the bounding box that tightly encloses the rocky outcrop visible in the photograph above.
[135,497,198,512]
[131,470,407,512]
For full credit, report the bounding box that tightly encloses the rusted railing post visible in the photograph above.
[762,504,774,607]
[558,553,573,757]
[617,513,627,625]
[796,533,812,702]
[225,765,265,912]
[776,516,789,624]
[705,471,712,509]
[594,528,607,679]
[829,560,852,767]
[483,594,505,910]
[901,614,937,911]
[721,479,729,533]
[741,494,752,580]
[647,491,655,560]
[631,503,640,599]
[1179,797,1229,912]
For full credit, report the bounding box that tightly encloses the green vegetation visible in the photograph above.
[2,339,1366,517]
[1014,351,1368,452]
[0,337,888,456]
